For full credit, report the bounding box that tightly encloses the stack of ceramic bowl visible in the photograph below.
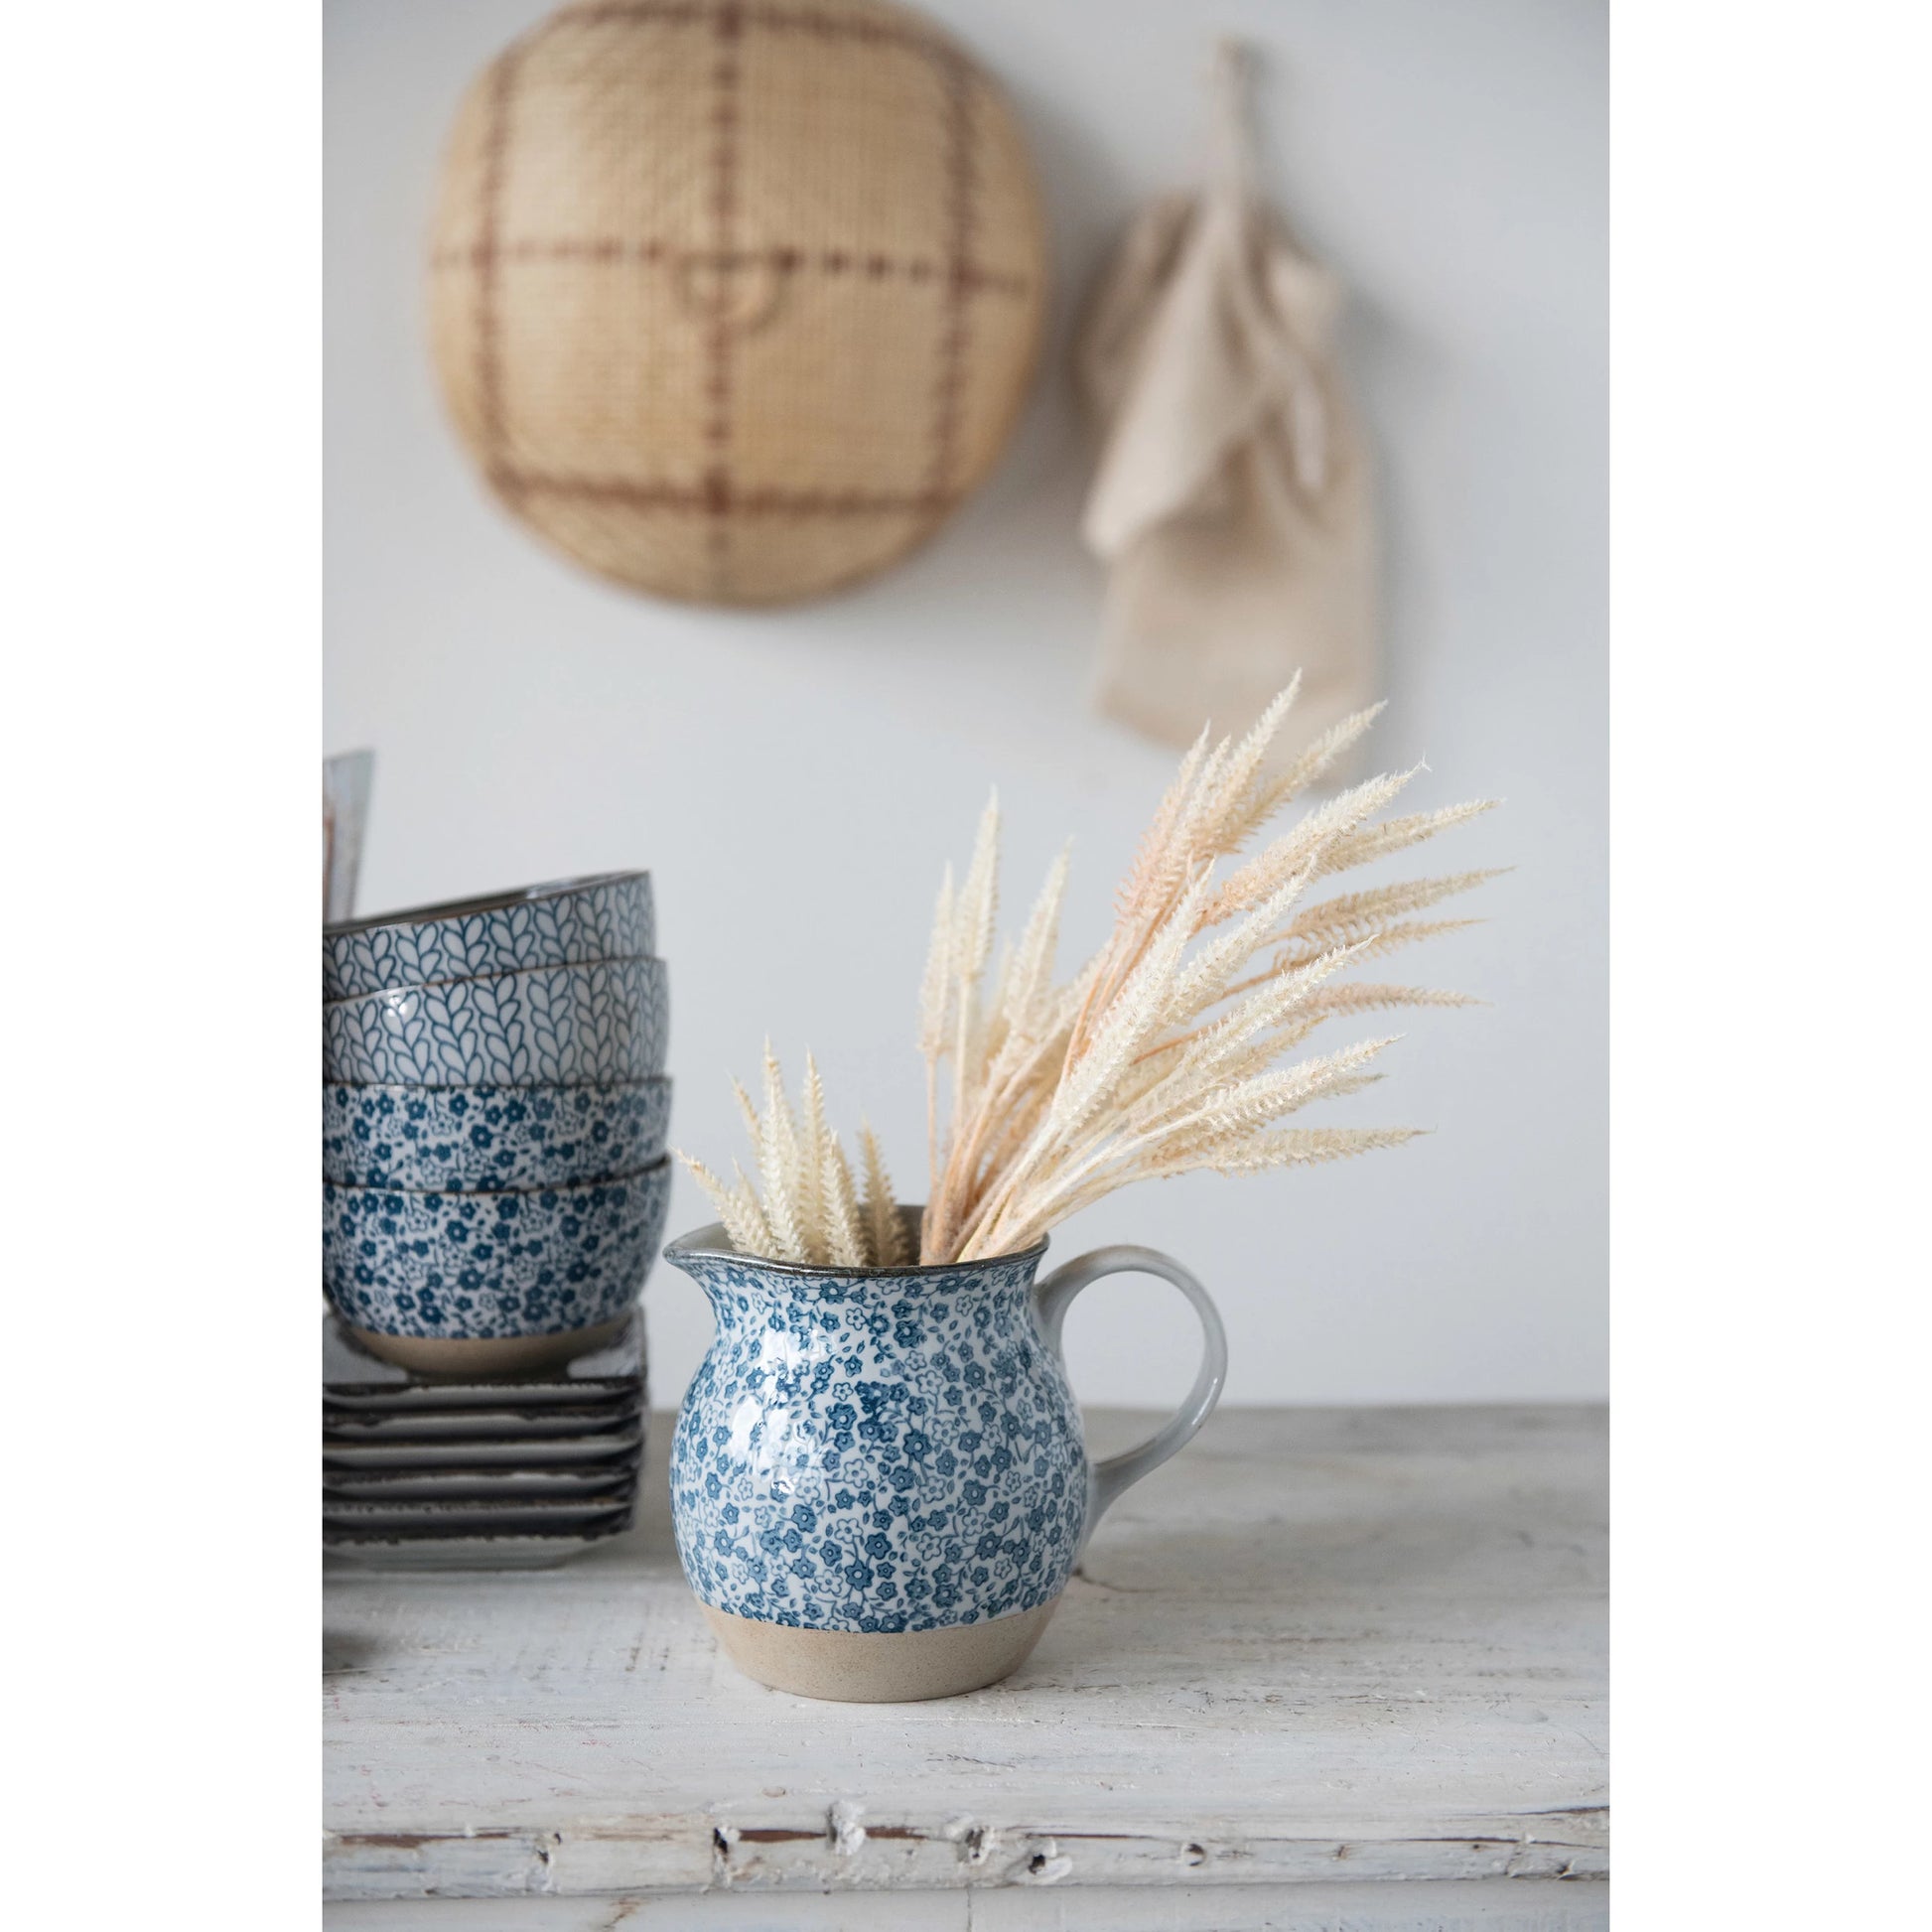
[323,1311,645,1568]
[323,873,671,1378]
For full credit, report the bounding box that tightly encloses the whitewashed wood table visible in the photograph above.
[325,1406,1606,1930]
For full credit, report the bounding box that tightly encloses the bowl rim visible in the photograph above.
[324,951,664,1013]
[324,1151,672,1201]
[325,870,650,942]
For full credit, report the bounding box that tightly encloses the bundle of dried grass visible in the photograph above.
[682,679,1496,1266]
[680,1047,909,1268]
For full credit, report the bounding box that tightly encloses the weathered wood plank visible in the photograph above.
[326,1876,1609,1930]
[325,1406,1606,1902]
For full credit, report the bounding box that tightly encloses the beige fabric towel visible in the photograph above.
[1076,45,1376,765]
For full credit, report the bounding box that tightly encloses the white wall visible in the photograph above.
[325,0,1605,1409]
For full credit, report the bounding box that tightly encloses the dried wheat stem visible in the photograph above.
[799,1051,830,1258]
[860,1123,906,1267]
[822,1134,867,1267]
[678,1152,769,1257]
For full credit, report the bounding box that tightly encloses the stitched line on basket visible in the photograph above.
[703,3,743,588]
[922,47,978,510]
[498,475,958,517]
[475,45,527,493]
[431,240,1031,300]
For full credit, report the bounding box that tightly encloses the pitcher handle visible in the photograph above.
[1034,1245,1228,1549]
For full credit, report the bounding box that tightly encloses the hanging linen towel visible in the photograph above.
[1076,43,1377,766]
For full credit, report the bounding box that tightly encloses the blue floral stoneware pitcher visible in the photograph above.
[666,1212,1226,1702]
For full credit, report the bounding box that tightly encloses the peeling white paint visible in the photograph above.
[827,1802,867,1858]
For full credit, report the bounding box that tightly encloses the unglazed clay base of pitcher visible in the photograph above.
[346,1314,629,1378]
[702,1598,1058,1703]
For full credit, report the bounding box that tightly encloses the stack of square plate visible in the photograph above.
[323,1311,645,1569]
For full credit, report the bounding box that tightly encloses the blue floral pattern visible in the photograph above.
[324,1159,669,1340]
[322,957,667,1087]
[324,873,654,1002]
[323,1077,671,1189]
[667,1237,1088,1637]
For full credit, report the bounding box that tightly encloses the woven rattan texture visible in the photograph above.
[428,0,1048,606]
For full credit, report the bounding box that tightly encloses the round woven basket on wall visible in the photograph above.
[428,0,1049,607]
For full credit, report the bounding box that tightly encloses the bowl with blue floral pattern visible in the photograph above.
[323,1156,671,1373]
[324,872,654,1003]
[323,1076,671,1189]
[322,956,667,1088]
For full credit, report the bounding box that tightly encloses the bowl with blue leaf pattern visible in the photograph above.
[323,1156,672,1373]
[323,1076,672,1189]
[322,956,667,1088]
[324,871,654,1003]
